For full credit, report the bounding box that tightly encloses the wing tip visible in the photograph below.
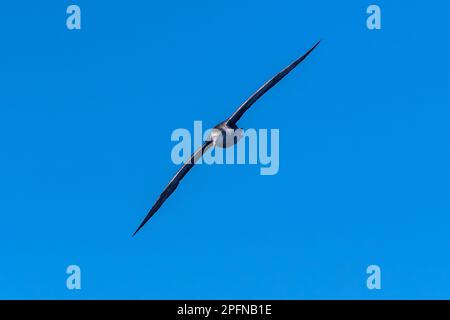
[308,40,321,54]
[132,222,145,237]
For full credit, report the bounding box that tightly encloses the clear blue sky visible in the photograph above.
[1,1,449,299]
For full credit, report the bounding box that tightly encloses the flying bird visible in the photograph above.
[133,41,320,236]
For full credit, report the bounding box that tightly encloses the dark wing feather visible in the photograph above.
[226,40,320,126]
[133,140,213,236]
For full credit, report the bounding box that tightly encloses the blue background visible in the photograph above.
[1,1,449,299]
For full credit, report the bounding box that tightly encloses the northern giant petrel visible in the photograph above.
[133,41,320,236]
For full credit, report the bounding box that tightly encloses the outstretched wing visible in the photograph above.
[133,140,213,236]
[226,40,320,126]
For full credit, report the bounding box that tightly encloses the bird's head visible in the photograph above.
[208,128,222,147]
[209,127,244,148]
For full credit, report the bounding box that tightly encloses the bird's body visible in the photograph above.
[209,121,244,148]
[133,41,320,236]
